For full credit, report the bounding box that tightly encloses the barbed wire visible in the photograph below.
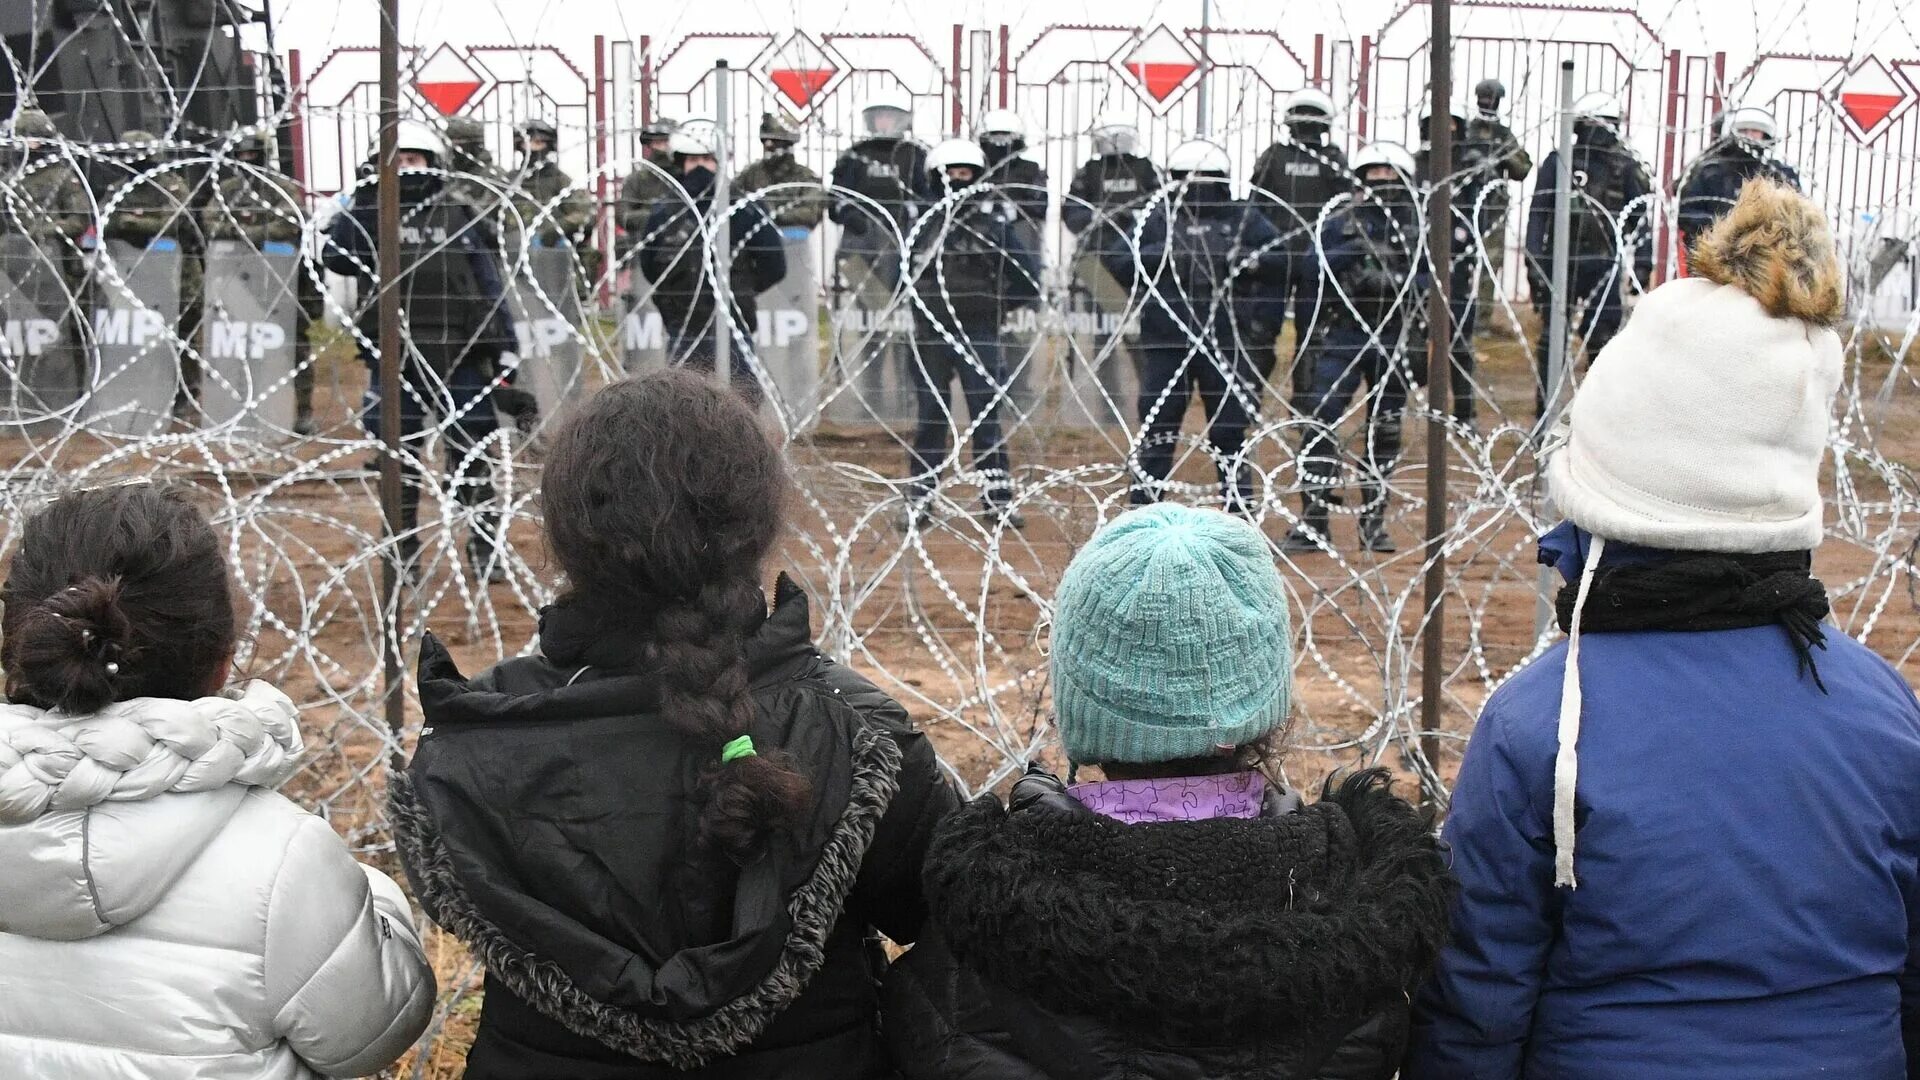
[0,11,1917,1072]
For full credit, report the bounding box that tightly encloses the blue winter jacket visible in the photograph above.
[1407,526,1920,1080]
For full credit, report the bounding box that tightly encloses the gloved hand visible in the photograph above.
[493,385,541,434]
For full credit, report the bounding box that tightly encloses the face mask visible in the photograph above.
[1289,121,1329,145]
[763,142,790,157]
[683,165,716,190]
[397,169,441,203]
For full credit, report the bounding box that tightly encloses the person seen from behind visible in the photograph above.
[0,484,435,1077]
[391,368,959,1079]
[1405,180,1920,1079]
[886,503,1454,1078]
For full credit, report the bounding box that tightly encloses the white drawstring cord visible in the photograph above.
[1553,534,1606,888]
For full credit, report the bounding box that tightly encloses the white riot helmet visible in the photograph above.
[1725,106,1778,151]
[861,91,914,139]
[669,117,719,158]
[1166,138,1231,180]
[1351,141,1417,188]
[1284,88,1338,126]
[1572,91,1624,131]
[927,136,987,188]
[1090,112,1139,157]
[393,118,446,164]
[978,109,1026,144]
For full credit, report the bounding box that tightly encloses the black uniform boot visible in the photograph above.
[467,513,507,585]
[1282,492,1332,554]
[1357,486,1396,553]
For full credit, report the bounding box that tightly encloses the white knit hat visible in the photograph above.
[1542,179,1846,887]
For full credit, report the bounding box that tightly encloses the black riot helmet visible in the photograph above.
[1474,78,1506,119]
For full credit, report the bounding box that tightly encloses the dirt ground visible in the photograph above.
[4,320,1916,1078]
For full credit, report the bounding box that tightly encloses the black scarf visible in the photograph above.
[1557,550,1831,691]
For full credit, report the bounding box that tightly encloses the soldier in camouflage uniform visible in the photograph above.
[511,118,599,294]
[617,117,678,257]
[735,113,825,230]
[201,129,320,434]
[445,116,509,218]
[101,130,202,417]
[1,108,92,400]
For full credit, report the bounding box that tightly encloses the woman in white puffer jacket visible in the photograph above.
[0,484,435,1079]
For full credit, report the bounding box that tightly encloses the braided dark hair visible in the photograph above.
[541,370,808,862]
[3,485,236,714]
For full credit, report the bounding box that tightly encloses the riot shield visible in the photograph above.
[83,239,181,437]
[510,245,586,426]
[824,234,917,426]
[753,229,821,431]
[619,263,668,374]
[200,239,298,437]
[1055,251,1142,429]
[0,234,84,428]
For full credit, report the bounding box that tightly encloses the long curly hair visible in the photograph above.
[540,370,808,862]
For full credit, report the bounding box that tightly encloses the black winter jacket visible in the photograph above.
[883,768,1454,1080]
[391,574,959,1079]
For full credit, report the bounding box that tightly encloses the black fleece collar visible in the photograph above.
[924,769,1455,1046]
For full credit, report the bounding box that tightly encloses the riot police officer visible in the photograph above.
[1063,114,1160,247]
[101,130,202,418]
[617,116,678,256]
[1,108,91,406]
[900,137,1041,531]
[510,117,597,290]
[976,109,1049,227]
[1526,91,1652,419]
[1416,104,1486,423]
[1285,142,1426,555]
[830,92,932,288]
[1677,106,1800,252]
[734,113,826,230]
[1112,139,1288,513]
[637,118,787,399]
[1061,115,1159,371]
[321,120,533,584]
[201,128,321,434]
[1250,88,1351,371]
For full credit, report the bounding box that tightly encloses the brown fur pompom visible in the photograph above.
[1689,178,1845,327]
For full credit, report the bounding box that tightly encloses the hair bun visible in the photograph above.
[11,576,134,713]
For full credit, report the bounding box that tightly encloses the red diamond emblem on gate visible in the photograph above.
[764,33,840,113]
[1119,26,1200,109]
[413,45,485,116]
[1827,57,1914,143]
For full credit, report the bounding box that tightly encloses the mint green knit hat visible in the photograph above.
[1050,504,1294,765]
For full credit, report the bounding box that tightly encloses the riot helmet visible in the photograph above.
[1165,138,1231,188]
[1725,106,1777,157]
[1090,113,1139,157]
[760,112,800,156]
[1572,92,1624,145]
[1284,87,1337,144]
[516,117,558,159]
[926,137,986,191]
[860,91,914,139]
[977,108,1026,165]
[1474,78,1507,119]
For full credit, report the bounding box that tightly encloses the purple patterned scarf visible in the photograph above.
[1069,771,1268,824]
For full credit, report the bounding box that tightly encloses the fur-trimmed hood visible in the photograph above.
[923,768,1454,1047]
[389,577,909,1072]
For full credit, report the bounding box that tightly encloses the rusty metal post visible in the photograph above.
[376,0,405,754]
[1419,0,1453,806]
[951,24,965,136]
[594,34,611,307]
